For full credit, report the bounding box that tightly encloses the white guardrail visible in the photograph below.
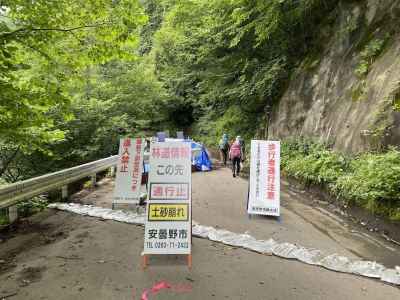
[0,147,197,213]
[0,155,119,210]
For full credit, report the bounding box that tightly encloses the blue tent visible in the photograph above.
[190,141,212,171]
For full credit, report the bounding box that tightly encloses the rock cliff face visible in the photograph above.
[269,0,400,153]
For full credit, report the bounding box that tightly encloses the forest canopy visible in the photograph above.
[0,0,337,182]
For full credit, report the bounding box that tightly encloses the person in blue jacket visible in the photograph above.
[218,133,230,166]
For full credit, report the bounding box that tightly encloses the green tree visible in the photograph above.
[0,0,147,151]
[0,0,151,180]
[149,0,337,142]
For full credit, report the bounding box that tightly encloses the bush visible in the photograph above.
[0,179,10,225]
[0,209,8,226]
[281,139,400,220]
[281,139,347,187]
[17,196,48,218]
[334,149,400,219]
[0,177,8,187]
[355,38,386,77]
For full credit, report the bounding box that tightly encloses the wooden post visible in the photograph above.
[142,255,148,270]
[8,205,18,223]
[187,254,192,270]
[61,185,68,200]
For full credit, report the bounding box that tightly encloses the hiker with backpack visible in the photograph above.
[229,136,244,177]
[236,135,245,161]
[218,133,230,166]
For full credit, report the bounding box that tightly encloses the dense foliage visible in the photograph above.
[1,0,338,181]
[281,139,400,221]
[0,0,160,180]
[281,138,348,187]
[1,0,146,151]
[335,149,400,220]
[2,1,399,221]
[148,0,338,144]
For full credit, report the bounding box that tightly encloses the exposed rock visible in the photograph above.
[269,0,400,153]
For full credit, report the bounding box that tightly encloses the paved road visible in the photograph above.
[192,167,400,267]
[0,166,399,299]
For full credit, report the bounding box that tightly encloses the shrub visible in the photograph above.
[0,177,8,187]
[281,139,347,187]
[334,149,400,218]
[355,38,386,77]
[282,139,400,220]
[0,209,8,226]
[17,196,48,218]
[0,179,10,225]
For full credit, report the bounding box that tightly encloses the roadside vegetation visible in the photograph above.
[281,139,400,221]
[1,1,399,222]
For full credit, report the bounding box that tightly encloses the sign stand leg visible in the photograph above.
[246,181,251,219]
[187,254,192,269]
[143,160,148,190]
[190,189,193,245]
[142,255,148,270]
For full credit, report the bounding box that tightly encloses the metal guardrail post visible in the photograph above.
[91,174,97,187]
[8,205,18,223]
[61,185,69,200]
[109,166,115,177]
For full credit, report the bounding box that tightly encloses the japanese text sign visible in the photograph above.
[144,141,192,255]
[113,138,145,204]
[247,140,280,216]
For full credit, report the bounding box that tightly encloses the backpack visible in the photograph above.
[230,142,241,158]
[219,139,229,151]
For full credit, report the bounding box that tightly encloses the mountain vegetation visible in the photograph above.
[1,0,399,220]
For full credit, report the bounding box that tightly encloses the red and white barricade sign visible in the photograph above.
[247,140,280,216]
[113,137,145,205]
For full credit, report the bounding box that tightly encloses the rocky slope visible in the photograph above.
[269,0,400,153]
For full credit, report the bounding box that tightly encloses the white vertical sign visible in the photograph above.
[247,140,280,216]
[113,137,145,204]
[143,141,192,255]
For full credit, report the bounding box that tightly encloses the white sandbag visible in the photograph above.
[272,242,299,259]
[320,254,352,273]
[348,261,386,278]
[49,203,400,286]
[381,266,400,285]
